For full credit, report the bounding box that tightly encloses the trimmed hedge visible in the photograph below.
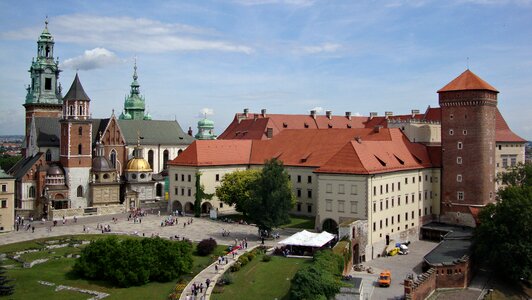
[196,238,217,256]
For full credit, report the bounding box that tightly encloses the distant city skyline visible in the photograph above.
[0,0,531,139]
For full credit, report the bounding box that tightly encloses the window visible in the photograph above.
[502,156,508,168]
[391,216,394,225]
[397,196,401,206]
[457,157,462,164]
[45,78,52,90]
[181,174,185,181]
[373,186,376,196]
[419,209,421,217]
[215,174,220,182]
[385,218,388,227]
[351,185,358,195]
[338,184,345,194]
[350,201,358,213]
[110,150,117,168]
[386,184,389,193]
[449,129,454,135]
[450,114,454,120]
[77,185,83,197]
[1,200,6,208]
[391,183,394,192]
[511,156,517,167]
[326,184,332,193]
[297,175,301,183]
[380,220,382,229]
[220,203,224,208]
[373,222,376,232]
[174,187,178,195]
[78,144,82,155]
[391,197,394,207]
[307,176,312,183]
[187,188,191,196]
[425,175,428,181]
[175,174,178,181]
[297,203,301,212]
[463,130,467,135]
[163,150,169,170]
[458,191,464,201]
[412,177,415,183]
[326,200,332,212]
[397,214,400,223]
[424,190,428,200]
[148,150,154,170]
[412,211,415,219]
[188,174,191,182]
[405,212,408,221]
[307,189,312,198]
[181,188,184,196]
[45,150,52,162]
[297,189,302,198]
[386,199,389,209]
[424,207,428,215]
[405,178,408,184]
[380,185,383,194]
[457,174,462,182]
[307,204,312,213]
[398,182,401,191]
[1,185,6,192]
[373,201,376,213]
[405,195,409,204]
[79,105,83,116]
[380,200,383,211]
[78,127,83,135]
[457,142,463,149]
[338,200,345,212]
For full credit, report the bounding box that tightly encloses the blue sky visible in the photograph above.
[0,0,531,139]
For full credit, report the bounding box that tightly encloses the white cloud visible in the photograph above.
[2,15,253,54]
[310,106,324,113]
[198,107,214,118]
[299,43,341,54]
[61,48,123,70]
[234,0,315,6]
[353,112,362,116]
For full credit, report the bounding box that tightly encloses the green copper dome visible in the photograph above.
[119,111,132,120]
[143,112,152,120]
[121,60,147,120]
[198,118,214,128]
[195,117,217,140]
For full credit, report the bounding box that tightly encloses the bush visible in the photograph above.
[246,252,255,261]
[230,262,241,272]
[221,273,234,285]
[238,255,249,266]
[262,255,272,262]
[196,238,217,256]
[73,237,193,287]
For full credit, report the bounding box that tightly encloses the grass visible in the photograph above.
[0,234,228,300]
[212,255,311,300]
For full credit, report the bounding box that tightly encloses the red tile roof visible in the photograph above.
[168,140,252,166]
[495,109,527,142]
[316,129,433,174]
[438,70,498,93]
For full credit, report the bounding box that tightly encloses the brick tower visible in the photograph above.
[60,74,92,209]
[23,19,63,155]
[438,70,498,227]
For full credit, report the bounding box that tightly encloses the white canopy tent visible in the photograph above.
[278,230,335,248]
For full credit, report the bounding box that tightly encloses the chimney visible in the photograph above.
[261,108,267,117]
[354,136,362,143]
[369,112,378,120]
[345,111,352,120]
[310,110,316,119]
[243,108,249,118]
[326,110,332,119]
[266,127,273,139]
[373,125,382,133]
[411,109,420,117]
[385,111,393,119]
[187,127,193,136]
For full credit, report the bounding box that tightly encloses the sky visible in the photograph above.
[0,0,531,140]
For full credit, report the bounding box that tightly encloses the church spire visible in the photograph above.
[119,59,146,120]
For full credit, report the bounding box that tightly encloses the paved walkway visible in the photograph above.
[180,244,261,300]
[0,213,291,247]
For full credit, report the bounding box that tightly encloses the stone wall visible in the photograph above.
[404,268,436,300]
[50,204,125,219]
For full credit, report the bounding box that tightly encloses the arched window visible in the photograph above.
[69,105,74,116]
[78,144,82,155]
[29,186,36,198]
[178,149,183,156]
[45,46,50,58]
[163,150,169,170]
[79,105,83,116]
[110,150,117,168]
[77,185,83,197]
[45,149,52,161]
[78,126,83,136]
[148,150,154,169]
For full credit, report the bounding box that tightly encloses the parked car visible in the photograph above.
[378,270,392,287]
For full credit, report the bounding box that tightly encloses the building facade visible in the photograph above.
[0,170,15,232]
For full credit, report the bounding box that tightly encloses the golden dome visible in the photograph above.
[126,158,152,172]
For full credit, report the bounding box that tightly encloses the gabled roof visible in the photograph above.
[35,117,60,147]
[168,140,252,166]
[117,119,194,146]
[91,118,110,144]
[64,74,90,101]
[438,70,498,93]
[8,153,43,180]
[494,109,527,142]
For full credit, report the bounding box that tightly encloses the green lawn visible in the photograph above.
[212,255,311,300]
[0,235,227,300]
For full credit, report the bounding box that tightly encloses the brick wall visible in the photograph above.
[404,268,436,300]
[435,258,471,289]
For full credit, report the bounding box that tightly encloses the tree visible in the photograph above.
[194,172,213,217]
[474,163,532,282]
[0,266,14,296]
[0,154,21,173]
[248,158,295,233]
[215,169,261,215]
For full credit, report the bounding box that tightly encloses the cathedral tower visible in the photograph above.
[24,19,63,143]
[438,70,498,227]
[60,74,92,208]
[119,61,149,120]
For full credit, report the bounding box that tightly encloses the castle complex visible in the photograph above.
[9,22,194,220]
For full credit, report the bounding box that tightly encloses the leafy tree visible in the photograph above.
[290,250,342,300]
[196,238,217,256]
[0,265,14,296]
[248,158,295,233]
[194,172,213,217]
[215,169,261,215]
[0,155,21,172]
[475,163,532,282]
